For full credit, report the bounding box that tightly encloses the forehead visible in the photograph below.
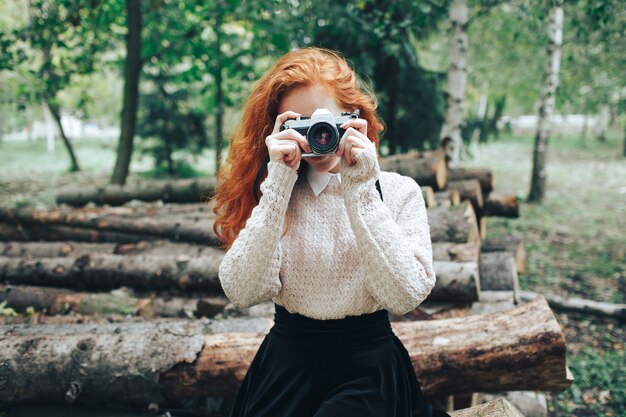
[278,84,349,116]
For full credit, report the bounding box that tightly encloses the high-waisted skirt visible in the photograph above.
[228,303,451,417]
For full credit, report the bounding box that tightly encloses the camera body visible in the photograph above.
[280,108,359,157]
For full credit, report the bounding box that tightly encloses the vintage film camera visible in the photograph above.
[280,108,359,158]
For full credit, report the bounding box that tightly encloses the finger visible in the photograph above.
[275,143,300,166]
[344,137,354,166]
[270,129,311,153]
[273,111,302,134]
[340,117,367,137]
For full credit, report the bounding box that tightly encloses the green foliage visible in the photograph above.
[137,72,209,175]
[274,0,451,153]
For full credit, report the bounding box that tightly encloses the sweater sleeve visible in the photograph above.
[218,161,298,308]
[340,146,436,315]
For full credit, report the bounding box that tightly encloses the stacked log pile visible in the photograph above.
[0,151,567,416]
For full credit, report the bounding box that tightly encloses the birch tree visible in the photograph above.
[440,0,469,168]
[528,0,564,202]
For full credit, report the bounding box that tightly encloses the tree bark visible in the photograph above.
[434,190,462,207]
[427,202,480,243]
[447,179,483,213]
[439,0,468,168]
[378,150,448,190]
[482,192,519,217]
[0,206,220,246]
[0,284,228,318]
[432,241,480,263]
[0,296,571,407]
[449,398,525,417]
[448,167,493,194]
[519,290,626,320]
[57,178,217,207]
[0,251,223,292]
[46,100,80,172]
[528,0,563,202]
[430,261,480,302]
[421,186,436,208]
[479,251,519,293]
[481,236,527,274]
[110,0,142,186]
[214,9,224,175]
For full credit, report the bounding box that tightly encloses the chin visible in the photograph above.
[307,155,339,172]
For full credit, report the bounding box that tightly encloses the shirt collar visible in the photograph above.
[306,167,341,196]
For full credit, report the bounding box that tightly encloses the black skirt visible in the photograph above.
[228,303,451,417]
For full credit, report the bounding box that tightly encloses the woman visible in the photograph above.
[213,47,450,417]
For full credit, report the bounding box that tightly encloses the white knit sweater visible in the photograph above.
[218,146,437,320]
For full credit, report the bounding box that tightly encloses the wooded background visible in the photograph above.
[0,1,624,417]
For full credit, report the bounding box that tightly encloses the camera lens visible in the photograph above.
[307,122,338,153]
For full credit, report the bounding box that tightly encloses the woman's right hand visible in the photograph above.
[265,111,312,169]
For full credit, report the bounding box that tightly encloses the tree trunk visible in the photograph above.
[214,10,224,175]
[447,179,483,213]
[0,251,224,292]
[434,190,462,207]
[110,0,142,186]
[519,290,626,320]
[448,167,493,194]
[439,0,468,168]
[479,251,519,293]
[427,202,480,243]
[528,1,563,202]
[46,100,80,172]
[378,150,448,190]
[432,241,480,263]
[481,236,527,274]
[386,57,399,155]
[450,398,525,417]
[0,284,229,318]
[430,261,480,302]
[0,206,220,246]
[57,177,216,207]
[482,192,519,217]
[0,296,571,407]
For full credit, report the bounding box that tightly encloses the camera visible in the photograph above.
[280,108,359,158]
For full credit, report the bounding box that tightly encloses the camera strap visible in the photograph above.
[252,156,384,203]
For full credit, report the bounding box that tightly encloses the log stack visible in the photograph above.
[0,151,564,416]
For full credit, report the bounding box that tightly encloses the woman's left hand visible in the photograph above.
[336,118,375,166]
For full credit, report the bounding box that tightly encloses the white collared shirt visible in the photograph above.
[306,167,341,196]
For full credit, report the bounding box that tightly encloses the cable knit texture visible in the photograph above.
[218,150,437,320]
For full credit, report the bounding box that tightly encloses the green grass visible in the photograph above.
[463,129,626,417]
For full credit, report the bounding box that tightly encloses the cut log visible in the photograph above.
[379,150,448,190]
[430,261,480,302]
[435,190,462,207]
[428,202,480,243]
[421,186,437,208]
[483,192,519,218]
[449,398,525,417]
[479,251,519,294]
[0,240,220,258]
[432,242,480,263]
[481,236,527,274]
[0,206,220,246]
[56,178,217,207]
[0,285,228,318]
[448,167,493,194]
[519,290,626,321]
[0,251,224,292]
[0,296,571,407]
[447,179,483,211]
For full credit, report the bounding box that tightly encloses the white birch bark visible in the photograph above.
[528,1,564,202]
[440,0,468,168]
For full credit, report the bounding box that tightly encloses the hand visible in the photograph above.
[265,111,312,169]
[336,117,375,166]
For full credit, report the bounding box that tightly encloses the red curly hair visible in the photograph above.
[212,47,384,250]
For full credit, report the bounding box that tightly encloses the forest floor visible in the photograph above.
[0,130,625,416]
[463,129,625,417]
